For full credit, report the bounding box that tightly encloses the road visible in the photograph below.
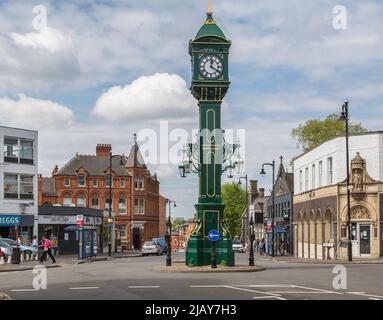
[1,253,383,300]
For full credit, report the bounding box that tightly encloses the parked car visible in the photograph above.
[0,240,13,260]
[232,240,245,253]
[142,241,162,256]
[0,238,38,256]
[152,237,167,253]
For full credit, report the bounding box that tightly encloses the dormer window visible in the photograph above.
[78,175,85,187]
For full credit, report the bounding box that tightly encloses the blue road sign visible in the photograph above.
[208,229,220,242]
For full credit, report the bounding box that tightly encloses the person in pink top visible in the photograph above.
[39,236,56,264]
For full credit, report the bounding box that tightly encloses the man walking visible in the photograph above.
[39,236,56,264]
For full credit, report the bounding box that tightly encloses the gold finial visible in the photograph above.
[207,0,212,14]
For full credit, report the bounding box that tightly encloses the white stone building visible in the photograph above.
[293,132,383,260]
[0,126,38,242]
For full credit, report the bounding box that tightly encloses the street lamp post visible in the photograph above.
[249,213,255,266]
[108,153,124,257]
[339,99,352,262]
[108,152,112,257]
[166,200,176,267]
[238,175,254,266]
[260,161,275,257]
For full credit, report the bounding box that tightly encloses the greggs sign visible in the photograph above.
[0,215,21,226]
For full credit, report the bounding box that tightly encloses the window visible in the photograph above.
[91,198,99,209]
[64,178,70,187]
[4,138,18,163]
[106,198,112,211]
[134,176,139,190]
[119,199,126,214]
[312,164,316,190]
[20,175,33,199]
[63,196,72,206]
[77,197,86,207]
[318,161,323,187]
[118,225,126,237]
[78,175,85,187]
[4,174,18,198]
[305,167,309,191]
[120,179,125,188]
[139,176,144,190]
[20,140,33,164]
[327,157,333,185]
[4,137,34,164]
[4,174,33,199]
[92,179,98,187]
[299,170,303,193]
[105,175,112,187]
[134,199,144,214]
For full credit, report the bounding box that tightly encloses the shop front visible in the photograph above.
[38,206,103,256]
[0,214,35,244]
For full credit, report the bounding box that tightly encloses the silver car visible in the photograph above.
[0,238,38,256]
[0,240,13,260]
[142,241,162,256]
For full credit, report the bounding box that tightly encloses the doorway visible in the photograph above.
[133,227,141,250]
[351,223,371,257]
[359,225,371,255]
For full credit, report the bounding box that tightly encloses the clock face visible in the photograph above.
[199,55,223,79]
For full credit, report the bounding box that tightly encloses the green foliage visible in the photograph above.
[291,113,368,152]
[171,218,187,230]
[221,182,247,238]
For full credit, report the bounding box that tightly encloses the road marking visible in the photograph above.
[223,286,286,300]
[11,289,37,292]
[0,292,11,300]
[253,296,283,300]
[128,286,160,289]
[293,285,343,295]
[347,292,383,299]
[69,287,99,290]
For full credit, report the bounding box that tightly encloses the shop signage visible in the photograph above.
[0,215,21,226]
[38,215,76,225]
[76,215,84,227]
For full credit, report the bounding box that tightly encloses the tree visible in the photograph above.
[291,113,367,152]
[171,218,187,230]
[221,182,247,238]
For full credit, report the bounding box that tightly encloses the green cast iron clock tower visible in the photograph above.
[185,1,235,266]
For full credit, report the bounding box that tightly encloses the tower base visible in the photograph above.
[186,236,235,267]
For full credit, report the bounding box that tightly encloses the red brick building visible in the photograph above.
[158,195,168,237]
[38,139,165,250]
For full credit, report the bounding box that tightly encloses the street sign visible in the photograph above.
[208,230,220,242]
[76,215,84,227]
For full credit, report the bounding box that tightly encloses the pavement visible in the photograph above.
[0,252,382,300]
[0,250,142,272]
[255,254,383,264]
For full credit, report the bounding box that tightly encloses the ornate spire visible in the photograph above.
[205,0,215,24]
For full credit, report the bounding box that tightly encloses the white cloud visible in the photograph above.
[0,27,81,94]
[0,94,74,130]
[92,73,197,122]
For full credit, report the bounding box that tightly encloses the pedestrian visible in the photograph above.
[39,236,56,264]
[31,236,38,248]
[16,236,22,246]
[258,238,264,255]
[262,238,266,255]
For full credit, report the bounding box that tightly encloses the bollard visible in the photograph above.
[20,254,23,262]
[0,256,5,265]
[7,256,11,264]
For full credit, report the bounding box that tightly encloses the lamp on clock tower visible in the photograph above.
[185,1,235,267]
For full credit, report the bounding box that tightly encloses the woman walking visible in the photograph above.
[39,236,56,264]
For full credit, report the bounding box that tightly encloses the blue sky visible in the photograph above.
[0,0,382,218]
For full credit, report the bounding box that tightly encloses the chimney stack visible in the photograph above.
[96,144,112,157]
[259,188,265,198]
[249,180,259,203]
